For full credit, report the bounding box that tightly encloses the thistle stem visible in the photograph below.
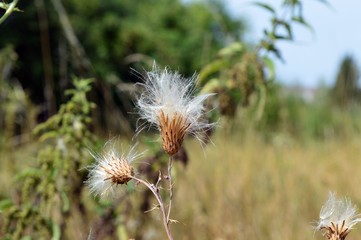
[0,0,19,25]
[166,155,174,224]
[132,176,173,240]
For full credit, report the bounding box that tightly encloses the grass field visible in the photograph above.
[2,130,361,239]
[168,131,361,240]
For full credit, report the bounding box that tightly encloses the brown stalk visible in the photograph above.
[132,176,173,240]
[166,156,174,225]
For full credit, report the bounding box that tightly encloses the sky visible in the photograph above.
[224,0,361,88]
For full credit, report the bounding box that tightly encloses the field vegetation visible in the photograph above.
[1,0,361,239]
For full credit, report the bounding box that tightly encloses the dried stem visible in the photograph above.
[35,0,56,116]
[166,155,174,224]
[132,176,173,240]
[50,0,92,75]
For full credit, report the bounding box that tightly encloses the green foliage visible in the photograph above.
[1,78,95,239]
[198,0,327,124]
[255,0,320,60]
[258,84,361,141]
[0,0,244,104]
[63,0,244,79]
[0,2,21,12]
[199,42,267,121]
[0,0,245,132]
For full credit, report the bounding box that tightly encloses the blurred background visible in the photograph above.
[1,0,361,239]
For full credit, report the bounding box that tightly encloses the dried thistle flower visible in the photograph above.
[136,64,215,155]
[317,192,361,240]
[85,144,141,197]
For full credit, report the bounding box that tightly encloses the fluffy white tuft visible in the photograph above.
[317,192,361,231]
[85,143,141,197]
[136,64,215,140]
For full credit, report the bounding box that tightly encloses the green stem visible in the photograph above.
[0,0,19,25]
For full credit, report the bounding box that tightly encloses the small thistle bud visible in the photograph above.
[136,64,215,155]
[85,144,141,197]
[317,192,361,240]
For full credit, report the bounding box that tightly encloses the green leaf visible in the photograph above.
[273,35,289,40]
[200,78,222,94]
[291,17,315,35]
[198,60,228,86]
[15,168,42,181]
[254,83,267,122]
[39,131,59,142]
[283,22,293,40]
[262,56,275,81]
[260,40,284,61]
[252,2,276,14]
[218,42,244,57]
[0,199,13,212]
[60,191,70,212]
[273,19,293,40]
[51,222,61,240]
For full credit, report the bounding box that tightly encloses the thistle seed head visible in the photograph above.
[136,64,215,155]
[85,144,141,197]
[317,192,361,240]
[100,156,134,185]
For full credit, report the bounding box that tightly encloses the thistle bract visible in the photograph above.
[317,192,361,240]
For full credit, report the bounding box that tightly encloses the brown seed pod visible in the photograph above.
[101,156,134,185]
[158,110,190,156]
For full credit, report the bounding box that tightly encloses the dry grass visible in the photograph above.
[171,132,361,240]
[3,132,361,239]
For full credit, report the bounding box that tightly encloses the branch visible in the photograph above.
[50,0,92,76]
[132,176,174,240]
[0,0,19,25]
